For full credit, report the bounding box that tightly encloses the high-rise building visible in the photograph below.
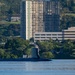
[20,0,60,40]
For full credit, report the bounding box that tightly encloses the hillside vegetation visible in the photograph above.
[0,0,75,15]
[0,0,75,38]
[0,0,21,15]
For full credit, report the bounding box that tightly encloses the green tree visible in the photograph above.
[61,40,74,58]
[41,52,54,59]
[4,38,29,58]
[0,48,5,59]
[37,40,54,52]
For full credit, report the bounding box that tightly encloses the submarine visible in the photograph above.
[0,48,51,61]
[0,58,50,61]
[0,43,51,61]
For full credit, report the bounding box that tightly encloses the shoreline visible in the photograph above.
[0,58,51,61]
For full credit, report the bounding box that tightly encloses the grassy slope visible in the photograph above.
[0,21,20,25]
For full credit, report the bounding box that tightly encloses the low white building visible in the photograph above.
[11,17,20,22]
[34,32,62,42]
[34,27,75,42]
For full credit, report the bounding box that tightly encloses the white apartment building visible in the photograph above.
[20,0,60,40]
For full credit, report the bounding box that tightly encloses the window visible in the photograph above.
[41,34,45,36]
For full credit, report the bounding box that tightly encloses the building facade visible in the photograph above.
[63,27,75,41]
[20,0,60,40]
[43,0,60,32]
[34,32,62,42]
[34,27,75,42]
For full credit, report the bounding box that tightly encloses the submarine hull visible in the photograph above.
[0,58,51,61]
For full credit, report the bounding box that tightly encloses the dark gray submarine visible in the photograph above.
[0,47,51,61]
[0,58,50,61]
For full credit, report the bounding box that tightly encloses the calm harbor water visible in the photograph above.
[0,60,75,75]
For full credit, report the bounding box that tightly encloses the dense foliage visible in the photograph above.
[60,0,75,13]
[0,0,75,59]
[0,23,20,43]
[0,38,75,59]
[0,0,75,15]
[60,15,75,30]
[0,24,20,36]
[0,38,32,59]
[36,40,75,59]
[0,0,21,15]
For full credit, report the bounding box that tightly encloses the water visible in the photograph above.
[0,60,75,75]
